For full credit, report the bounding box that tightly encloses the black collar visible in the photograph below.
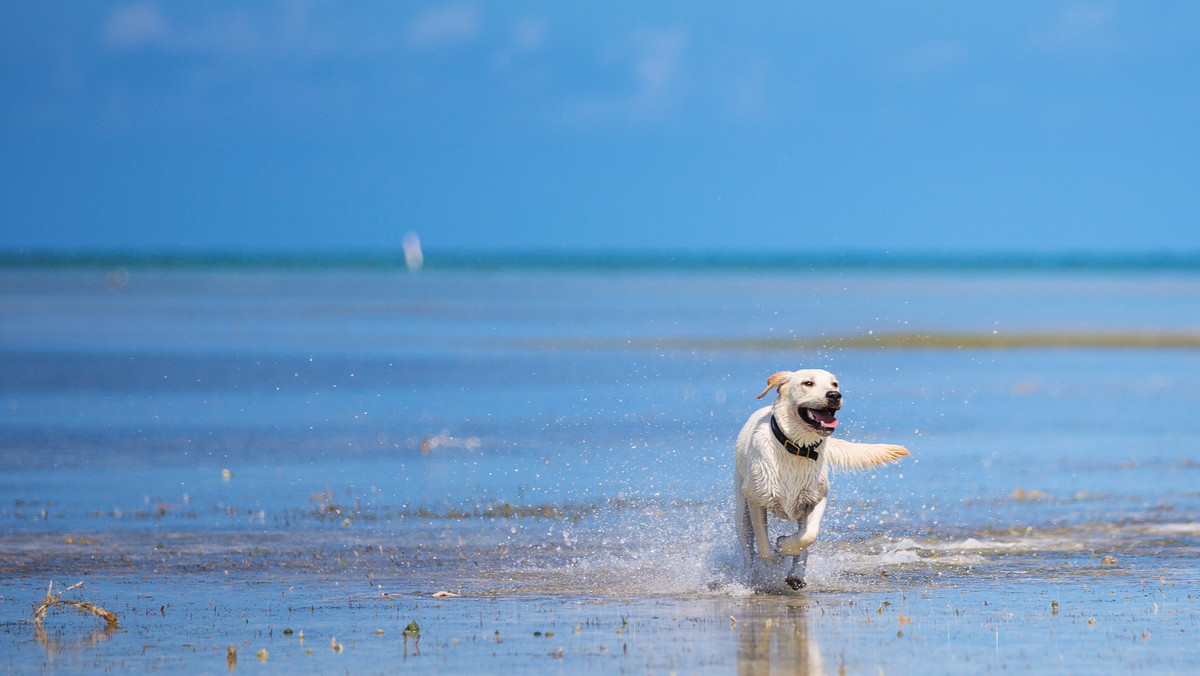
[770,415,822,460]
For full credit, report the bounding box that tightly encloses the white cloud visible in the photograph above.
[889,41,967,77]
[622,29,689,119]
[631,30,686,106]
[1030,3,1121,56]
[180,10,259,58]
[99,2,354,71]
[511,17,546,54]
[557,28,688,126]
[103,2,170,51]
[718,59,770,121]
[405,4,481,52]
[491,16,547,71]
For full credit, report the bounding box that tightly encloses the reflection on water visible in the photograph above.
[738,599,823,676]
[34,623,118,662]
[29,580,121,668]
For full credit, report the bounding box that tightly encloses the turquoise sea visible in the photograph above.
[2,254,1199,673]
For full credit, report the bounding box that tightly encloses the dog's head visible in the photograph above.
[756,369,842,437]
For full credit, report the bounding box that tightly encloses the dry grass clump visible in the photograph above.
[32,581,119,631]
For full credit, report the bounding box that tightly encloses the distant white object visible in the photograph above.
[403,232,424,272]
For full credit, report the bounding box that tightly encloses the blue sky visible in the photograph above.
[2,2,1199,255]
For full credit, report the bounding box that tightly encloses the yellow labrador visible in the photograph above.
[734,369,910,589]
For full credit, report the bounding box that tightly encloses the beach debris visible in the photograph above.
[282,628,293,636]
[418,430,481,454]
[431,591,459,598]
[375,628,385,636]
[403,620,420,655]
[1010,487,1049,501]
[105,267,129,290]
[255,649,268,662]
[330,636,343,652]
[226,645,237,670]
[1010,380,1039,395]
[898,613,912,627]
[1088,617,1096,627]
[1052,601,1059,615]
[221,468,233,481]
[1100,556,1118,565]
[729,616,737,626]
[32,581,118,631]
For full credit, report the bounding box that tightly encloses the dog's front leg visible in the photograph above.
[785,550,809,589]
[747,503,779,564]
[777,498,826,590]
[775,497,827,556]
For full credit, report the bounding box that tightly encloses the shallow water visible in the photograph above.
[2,265,1199,673]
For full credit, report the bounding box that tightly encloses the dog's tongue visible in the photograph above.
[810,409,838,428]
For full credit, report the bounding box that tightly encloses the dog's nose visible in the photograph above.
[826,390,841,402]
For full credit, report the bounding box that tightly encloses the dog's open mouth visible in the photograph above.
[799,406,839,432]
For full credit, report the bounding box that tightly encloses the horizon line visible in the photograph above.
[3,247,1200,272]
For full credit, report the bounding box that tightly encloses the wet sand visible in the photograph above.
[2,516,1198,674]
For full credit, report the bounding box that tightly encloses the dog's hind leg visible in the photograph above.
[747,503,779,564]
[735,493,755,568]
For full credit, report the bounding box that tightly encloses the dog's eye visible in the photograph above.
[832,383,838,389]
[801,380,814,387]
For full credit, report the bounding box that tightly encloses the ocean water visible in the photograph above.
[2,260,1199,673]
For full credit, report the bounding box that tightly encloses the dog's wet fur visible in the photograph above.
[734,369,910,589]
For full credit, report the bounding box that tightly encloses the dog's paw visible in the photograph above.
[756,547,781,564]
[776,534,815,557]
[785,575,807,590]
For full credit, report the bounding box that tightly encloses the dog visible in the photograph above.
[734,369,910,589]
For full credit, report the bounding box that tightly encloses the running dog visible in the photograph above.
[734,369,910,589]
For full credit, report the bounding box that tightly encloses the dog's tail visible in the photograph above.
[825,438,911,469]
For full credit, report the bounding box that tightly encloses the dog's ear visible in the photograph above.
[756,371,792,399]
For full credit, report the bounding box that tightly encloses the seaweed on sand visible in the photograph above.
[31,581,119,631]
